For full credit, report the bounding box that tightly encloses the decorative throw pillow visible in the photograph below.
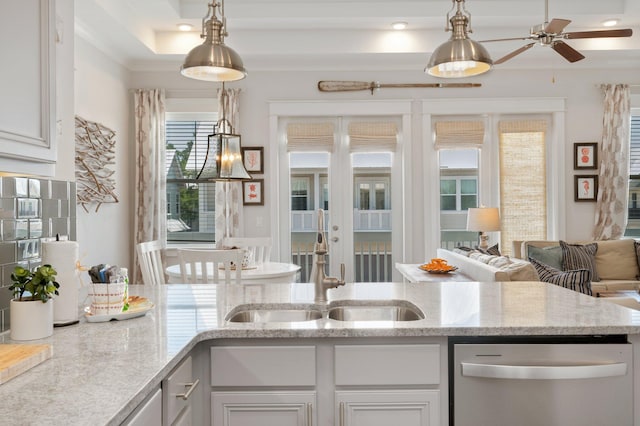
[529,258,593,296]
[474,243,501,256]
[560,240,600,282]
[527,245,562,270]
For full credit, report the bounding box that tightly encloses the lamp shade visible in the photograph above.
[212,133,251,180]
[466,207,500,232]
[425,0,492,78]
[180,3,247,82]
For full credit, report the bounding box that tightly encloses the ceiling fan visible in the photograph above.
[480,0,633,65]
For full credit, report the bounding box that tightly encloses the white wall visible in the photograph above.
[126,67,639,261]
[65,53,640,267]
[74,37,132,274]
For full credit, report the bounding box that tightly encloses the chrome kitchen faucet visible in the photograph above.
[313,209,345,303]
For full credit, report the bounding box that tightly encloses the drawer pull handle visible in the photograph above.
[176,378,200,400]
[307,402,313,426]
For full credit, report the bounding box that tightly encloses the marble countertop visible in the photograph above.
[1,281,639,425]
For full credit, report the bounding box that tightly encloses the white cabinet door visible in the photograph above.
[122,388,162,426]
[211,391,315,426]
[0,0,57,176]
[335,390,440,426]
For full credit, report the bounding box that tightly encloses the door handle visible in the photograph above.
[176,378,200,400]
[461,362,627,380]
[331,237,339,242]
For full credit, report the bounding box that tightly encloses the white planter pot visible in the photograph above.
[10,299,54,341]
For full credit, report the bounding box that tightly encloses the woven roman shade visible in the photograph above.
[348,121,398,152]
[286,122,335,152]
[498,119,548,255]
[434,120,484,149]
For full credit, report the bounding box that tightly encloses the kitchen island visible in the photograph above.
[1,281,639,425]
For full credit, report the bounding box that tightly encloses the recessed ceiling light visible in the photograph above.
[601,19,619,27]
[392,22,408,30]
[177,23,193,31]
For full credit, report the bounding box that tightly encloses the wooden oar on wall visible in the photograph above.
[318,80,481,95]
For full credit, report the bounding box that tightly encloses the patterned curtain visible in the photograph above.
[133,89,167,283]
[215,87,243,246]
[593,84,630,240]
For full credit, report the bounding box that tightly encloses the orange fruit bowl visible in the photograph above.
[418,262,458,274]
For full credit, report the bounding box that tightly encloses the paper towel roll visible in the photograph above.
[42,240,79,325]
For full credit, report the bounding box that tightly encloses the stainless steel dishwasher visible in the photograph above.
[449,336,633,426]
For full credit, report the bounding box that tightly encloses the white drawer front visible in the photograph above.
[211,346,316,386]
[163,356,195,425]
[335,344,440,385]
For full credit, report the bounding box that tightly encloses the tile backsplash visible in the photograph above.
[0,177,77,333]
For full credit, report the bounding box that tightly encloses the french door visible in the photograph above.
[274,105,409,284]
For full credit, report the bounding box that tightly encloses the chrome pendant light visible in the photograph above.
[181,1,247,82]
[426,0,492,78]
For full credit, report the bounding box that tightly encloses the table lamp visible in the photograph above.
[466,207,500,250]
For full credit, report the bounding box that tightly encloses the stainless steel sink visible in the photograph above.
[327,300,425,321]
[226,304,323,323]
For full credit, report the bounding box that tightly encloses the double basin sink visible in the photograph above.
[226,300,425,323]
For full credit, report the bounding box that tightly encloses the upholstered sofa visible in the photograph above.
[512,239,640,295]
[435,248,538,282]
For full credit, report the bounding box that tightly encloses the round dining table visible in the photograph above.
[165,262,301,284]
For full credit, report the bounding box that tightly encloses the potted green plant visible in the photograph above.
[9,265,60,340]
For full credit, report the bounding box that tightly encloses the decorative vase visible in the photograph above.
[10,299,54,341]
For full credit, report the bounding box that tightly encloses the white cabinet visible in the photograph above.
[210,346,317,426]
[336,390,440,426]
[163,355,200,426]
[122,387,162,426]
[0,0,57,176]
[209,341,446,426]
[334,344,442,426]
[211,391,315,426]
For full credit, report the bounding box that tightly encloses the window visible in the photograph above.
[626,115,640,237]
[354,175,390,210]
[439,176,477,211]
[291,176,311,210]
[165,119,218,242]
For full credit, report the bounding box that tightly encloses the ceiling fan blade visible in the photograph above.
[544,18,571,34]
[493,43,535,65]
[564,28,633,39]
[479,36,532,43]
[551,41,585,63]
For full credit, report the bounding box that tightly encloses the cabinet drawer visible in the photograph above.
[335,344,440,385]
[211,346,316,386]
[163,356,198,425]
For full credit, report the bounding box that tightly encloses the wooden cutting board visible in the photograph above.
[0,344,52,385]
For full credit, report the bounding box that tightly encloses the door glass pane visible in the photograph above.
[353,153,392,282]
[290,153,329,282]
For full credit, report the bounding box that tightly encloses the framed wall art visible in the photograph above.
[574,175,598,202]
[241,147,264,174]
[574,142,598,170]
[243,179,264,205]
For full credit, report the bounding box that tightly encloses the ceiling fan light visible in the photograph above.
[601,19,619,27]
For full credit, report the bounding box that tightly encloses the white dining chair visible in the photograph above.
[177,248,243,284]
[219,237,272,265]
[136,240,166,285]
